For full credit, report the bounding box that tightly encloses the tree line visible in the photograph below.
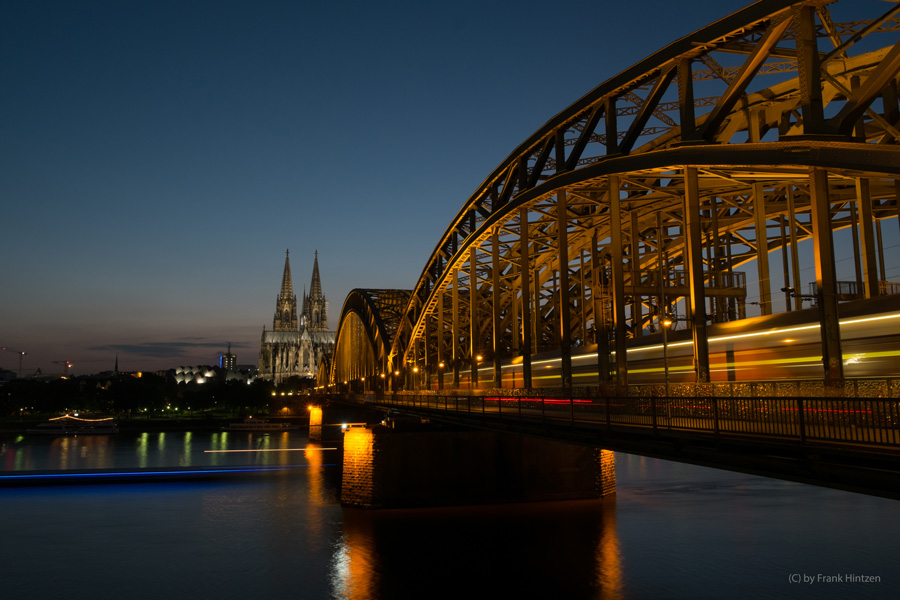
[0,372,292,418]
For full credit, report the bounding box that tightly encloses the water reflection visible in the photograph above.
[2,435,900,599]
[136,432,148,468]
[332,499,621,599]
[1,430,328,472]
[596,497,623,600]
[182,431,192,466]
[304,443,327,505]
[37,436,116,470]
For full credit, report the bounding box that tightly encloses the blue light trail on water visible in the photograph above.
[0,464,337,482]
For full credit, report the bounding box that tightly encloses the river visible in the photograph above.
[1,430,897,599]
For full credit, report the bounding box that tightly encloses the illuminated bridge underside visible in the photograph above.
[333,0,900,393]
[331,289,411,389]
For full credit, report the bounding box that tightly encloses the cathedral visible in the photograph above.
[258,251,335,384]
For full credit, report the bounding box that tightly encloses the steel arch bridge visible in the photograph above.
[328,0,900,395]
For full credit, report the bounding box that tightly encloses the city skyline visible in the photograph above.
[2,0,806,375]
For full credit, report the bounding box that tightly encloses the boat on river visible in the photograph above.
[27,415,118,435]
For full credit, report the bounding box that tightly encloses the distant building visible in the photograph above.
[172,364,255,384]
[219,343,237,370]
[258,250,334,384]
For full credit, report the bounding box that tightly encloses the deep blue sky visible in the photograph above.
[2,0,772,374]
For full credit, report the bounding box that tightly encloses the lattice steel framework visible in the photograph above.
[329,289,411,388]
[332,0,900,392]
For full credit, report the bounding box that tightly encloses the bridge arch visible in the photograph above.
[340,0,900,393]
[328,289,411,392]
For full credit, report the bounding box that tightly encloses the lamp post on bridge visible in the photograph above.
[662,312,672,399]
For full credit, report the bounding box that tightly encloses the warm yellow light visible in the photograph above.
[783,338,796,343]
[475,355,483,362]
[394,371,400,376]
[413,366,419,373]
[439,362,445,368]
[380,373,385,378]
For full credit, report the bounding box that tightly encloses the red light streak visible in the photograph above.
[486,397,594,405]
[780,408,873,414]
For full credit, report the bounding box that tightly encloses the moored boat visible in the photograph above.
[27,415,118,435]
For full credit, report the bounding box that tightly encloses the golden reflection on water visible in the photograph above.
[303,442,329,542]
[332,499,623,599]
[52,437,70,469]
[46,435,115,469]
[136,432,148,468]
[209,432,221,465]
[596,496,624,599]
[304,443,326,504]
[330,511,378,600]
[182,431,192,466]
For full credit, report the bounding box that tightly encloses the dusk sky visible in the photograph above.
[2,0,796,375]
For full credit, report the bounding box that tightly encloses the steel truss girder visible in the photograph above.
[333,1,900,389]
[330,289,410,385]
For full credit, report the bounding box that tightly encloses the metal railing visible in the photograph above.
[376,393,900,447]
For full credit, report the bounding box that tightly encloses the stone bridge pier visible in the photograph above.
[340,420,615,509]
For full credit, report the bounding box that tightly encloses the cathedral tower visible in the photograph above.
[302,250,329,332]
[273,250,298,331]
[259,250,335,385]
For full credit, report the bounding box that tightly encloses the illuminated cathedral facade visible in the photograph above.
[258,251,334,384]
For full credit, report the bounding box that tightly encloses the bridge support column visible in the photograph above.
[591,229,610,389]
[492,228,503,388]
[856,178,879,299]
[752,182,772,315]
[609,175,628,389]
[787,186,803,311]
[683,167,710,383]
[341,425,615,508]
[557,191,573,387]
[469,246,479,388]
[452,269,460,387]
[520,207,533,388]
[809,168,844,386]
[437,289,445,389]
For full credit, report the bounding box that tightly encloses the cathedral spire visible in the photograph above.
[309,250,322,300]
[280,249,294,299]
[273,250,298,332]
[301,251,328,331]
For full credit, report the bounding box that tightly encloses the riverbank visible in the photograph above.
[0,416,310,434]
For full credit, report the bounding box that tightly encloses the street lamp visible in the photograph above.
[662,313,672,399]
[474,355,483,389]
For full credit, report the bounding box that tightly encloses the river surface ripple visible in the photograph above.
[1,431,897,599]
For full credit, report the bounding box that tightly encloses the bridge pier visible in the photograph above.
[308,402,385,442]
[341,423,615,509]
[308,406,323,441]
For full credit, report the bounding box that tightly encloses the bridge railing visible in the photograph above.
[377,394,900,448]
[627,378,900,399]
